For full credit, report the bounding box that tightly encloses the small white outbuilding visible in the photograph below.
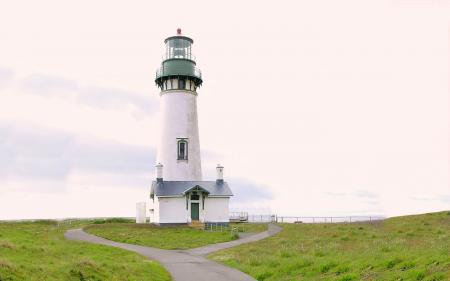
[135,202,147,223]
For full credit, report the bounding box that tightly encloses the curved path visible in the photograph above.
[65,224,282,281]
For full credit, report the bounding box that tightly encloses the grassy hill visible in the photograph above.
[0,220,171,281]
[210,211,450,281]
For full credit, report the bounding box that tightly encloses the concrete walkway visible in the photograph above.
[65,224,282,281]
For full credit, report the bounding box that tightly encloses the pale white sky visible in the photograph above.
[0,0,449,219]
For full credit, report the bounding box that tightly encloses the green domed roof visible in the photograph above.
[155,29,202,88]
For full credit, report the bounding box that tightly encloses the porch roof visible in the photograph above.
[151,181,233,197]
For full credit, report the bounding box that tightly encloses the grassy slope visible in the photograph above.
[0,220,171,281]
[85,223,238,250]
[210,211,450,281]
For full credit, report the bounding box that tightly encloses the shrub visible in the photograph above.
[33,220,57,225]
[105,218,133,223]
[92,218,133,224]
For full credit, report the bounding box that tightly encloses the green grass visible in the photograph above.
[209,211,450,281]
[0,220,171,281]
[85,223,241,250]
[230,223,268,233]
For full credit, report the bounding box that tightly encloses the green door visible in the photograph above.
[191,203,199,221]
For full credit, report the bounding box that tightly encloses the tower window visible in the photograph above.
[177,138,188,160]
[178,79,185,90]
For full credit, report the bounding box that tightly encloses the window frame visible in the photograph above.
[177,138,188,160]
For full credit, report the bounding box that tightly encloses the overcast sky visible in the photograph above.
[0,0,449,219]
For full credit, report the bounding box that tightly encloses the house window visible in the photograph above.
[191,194,199,200]
[177,139,188,160]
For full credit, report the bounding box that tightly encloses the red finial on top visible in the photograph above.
[177,28,182,35]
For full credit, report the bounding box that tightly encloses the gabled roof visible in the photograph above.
[151,181,233,197]
[183,185,210,195]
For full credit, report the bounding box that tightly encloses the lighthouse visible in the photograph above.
[150,29,233,225]
[155,28,203,181]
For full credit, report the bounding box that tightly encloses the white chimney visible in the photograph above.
[216,164,224,183]
[156,163,163,182]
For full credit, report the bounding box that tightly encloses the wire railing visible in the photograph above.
[155,67,202,79]
[274,216,384,223]
[230,214,385,224]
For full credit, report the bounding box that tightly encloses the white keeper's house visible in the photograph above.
[149,29,233,225]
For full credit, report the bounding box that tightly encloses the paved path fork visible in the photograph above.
[65,224,282,281]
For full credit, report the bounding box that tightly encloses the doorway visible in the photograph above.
[191,203,199,221]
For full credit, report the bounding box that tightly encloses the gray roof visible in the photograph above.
[151,181,233,197]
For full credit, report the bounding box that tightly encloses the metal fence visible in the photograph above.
[229,212,249,222]
[232,214,384,224]
[274,216,384,223]
[246,214,276,223]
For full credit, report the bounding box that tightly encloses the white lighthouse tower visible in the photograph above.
[155,28,203,181]
[150,29,232,225]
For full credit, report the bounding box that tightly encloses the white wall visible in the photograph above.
[157,91,202,181]
[204,197,229,223]
[158,197,188,223]
[152,195,230,224]
[152,197,160,223]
